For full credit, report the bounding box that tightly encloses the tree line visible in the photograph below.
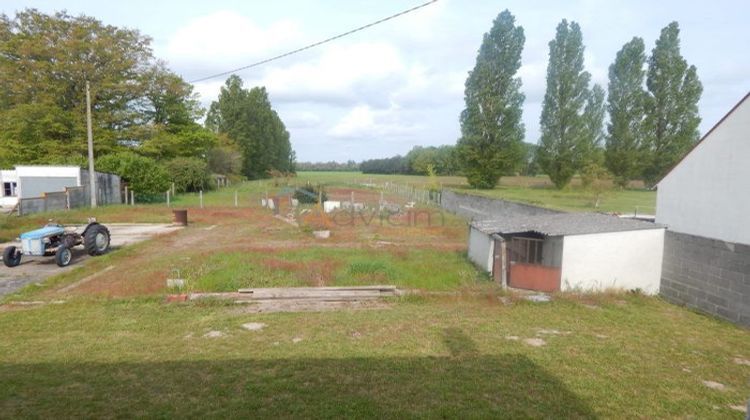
[301,142,541,177]
[457,10,702,189]
[0,9,294,198]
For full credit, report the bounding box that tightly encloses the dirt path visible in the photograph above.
[0,224,181,297]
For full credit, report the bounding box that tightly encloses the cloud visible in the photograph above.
[163,10,303,78]
[284,111,322,129]
[328,104,422,140]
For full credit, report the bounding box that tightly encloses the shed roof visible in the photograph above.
[471,212,664,237]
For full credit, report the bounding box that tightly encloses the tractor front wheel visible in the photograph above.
[85,224,110,256]
[55,246,73,267]
[3,246,22,268]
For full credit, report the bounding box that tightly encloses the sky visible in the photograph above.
[3,0,750,162]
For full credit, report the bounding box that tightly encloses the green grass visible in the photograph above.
[189,248,483,292]
[0,295,748,417]
[463,184,656,214]
[294,171,656,214]
[1,172,748,417]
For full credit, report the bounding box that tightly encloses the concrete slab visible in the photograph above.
[0,223,181,297]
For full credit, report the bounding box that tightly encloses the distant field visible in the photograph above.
[295,171,656,214]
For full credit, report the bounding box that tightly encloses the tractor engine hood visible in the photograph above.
[19,226,65,240]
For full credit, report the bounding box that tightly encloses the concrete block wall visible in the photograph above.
[440,190,562,221]
[18,197,46,216]
[18,172,122,216]
[660,230,750,327]
[80,170,122,205]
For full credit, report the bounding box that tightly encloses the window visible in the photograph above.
[510,237,544,265]
[3,182,16,197]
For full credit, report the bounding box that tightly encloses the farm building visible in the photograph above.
[0,166,122,213]
[656,92,750,245]
[0,166,82,208]
[656,92,750,326]
[468,213,665,294]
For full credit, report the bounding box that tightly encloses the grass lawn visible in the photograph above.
[1,175,746,417]
[295,171,656,214]
[0,294,748,417]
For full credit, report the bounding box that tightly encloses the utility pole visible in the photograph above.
[86,81,97,208]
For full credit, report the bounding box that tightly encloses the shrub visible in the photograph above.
[97,152,170,200]
[165,157,211,193]
[294,183,327,204]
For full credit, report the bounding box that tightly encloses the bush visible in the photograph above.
[97,152,170,200]
[165,157,211,193]
[294,183,327,204]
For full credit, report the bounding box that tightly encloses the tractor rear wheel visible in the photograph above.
[3,246,21,268]
[84,224,110,256]
[55,246,73,267]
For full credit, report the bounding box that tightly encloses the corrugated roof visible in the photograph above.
[471,212,664,237]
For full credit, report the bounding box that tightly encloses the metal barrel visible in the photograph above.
[172,209,188,226]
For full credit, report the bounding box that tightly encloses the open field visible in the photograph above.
[1,293,749,417]
[295,171,656,214]
[0,175,747,417]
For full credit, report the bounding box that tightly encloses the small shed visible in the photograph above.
[468,213,665,294]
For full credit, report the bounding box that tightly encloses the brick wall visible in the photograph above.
[440,190,561,221]
[660,230,750,327]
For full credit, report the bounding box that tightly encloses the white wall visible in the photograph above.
[656,96,750,245]
[0,170,19,207]
[468,227,494,273]
[560,229,665,295]
[14,166,81,199]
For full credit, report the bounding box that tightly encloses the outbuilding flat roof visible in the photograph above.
[471,212,664,237]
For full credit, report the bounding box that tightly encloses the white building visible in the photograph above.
[0,166,82,208]
[468,213,665,294]
[656,92,750,245]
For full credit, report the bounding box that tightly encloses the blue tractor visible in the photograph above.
[3,219,110,268]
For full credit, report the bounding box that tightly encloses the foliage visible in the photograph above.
[139,125,217,161]
[206,76,294,179]
[406,145,458,175]
[96,152,170,197]
[457,10,525,189]
[206,134,243,177]
[642,22,703,186]
[296,160,359,172]
[519,142,541,176]
[360,155,411,175]
[294,183,327,204]
[538,20,603,189]
[606,37,648,188]
[361,146,458,176]
[164,157,211,193]
[0,9,202,165]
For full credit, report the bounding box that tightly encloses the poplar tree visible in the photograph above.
[538,20,601,189]
[605,37,647,187]
[457,9,525,189]
[642,22,702,186]
[206,76,294,179]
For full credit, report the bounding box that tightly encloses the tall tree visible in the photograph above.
[642,22,702,186]
[206,76,294,179]
[537,20,598,189]
[456,9,525,189]
[605,37,647,187]
[582,84,606,161]
[0,9,209,166]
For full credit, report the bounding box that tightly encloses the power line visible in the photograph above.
[188,0,438,84]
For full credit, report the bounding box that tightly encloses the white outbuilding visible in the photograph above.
[468,213,666,294]
[0,166,81,208]
[656,92,750,245]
